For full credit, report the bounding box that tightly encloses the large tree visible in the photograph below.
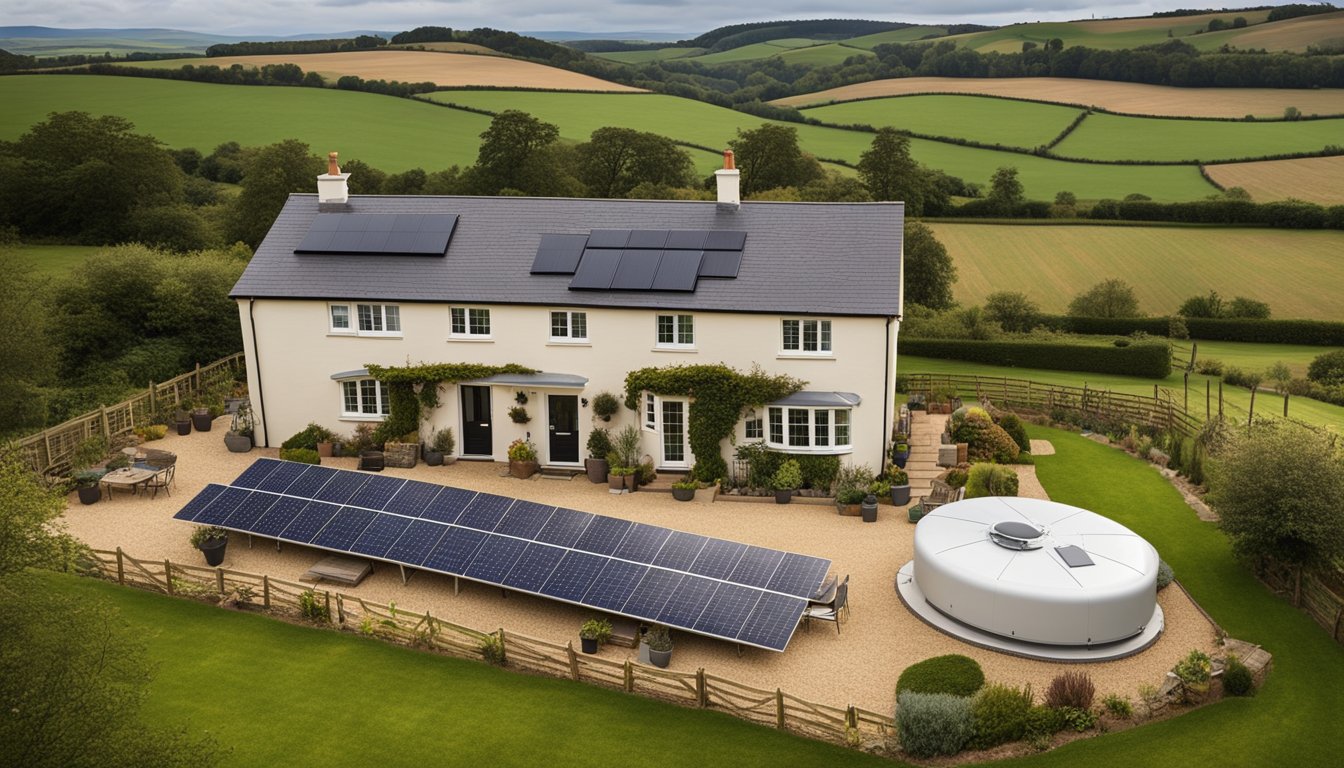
[0,253,54,435]
[469,110,562,195]
[227,139,323,248]
[987,166,1024,209]
[576,127,694,198]
[857,128,926,213]
[1067,278,1141,318]
[729,124,823,196]
[903,222,956,311]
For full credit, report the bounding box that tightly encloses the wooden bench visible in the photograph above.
[912,480,965,522]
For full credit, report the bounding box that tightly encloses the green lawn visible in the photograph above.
[30,571,891,768]
[927,222,1344,322]
[802,95,1084,150]
[424,90,1215,201]
[1000,425,1344,767]
[0,75,492,173]
[900,355,1344,432]
[1056,113,1344,163]
[8,244,104,277]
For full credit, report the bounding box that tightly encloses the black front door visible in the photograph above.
[461,386,493,456]
[548,394,579,464]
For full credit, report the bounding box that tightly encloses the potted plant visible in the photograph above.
[591,392,620,422]
[424,428,455,466]
[508,438,539,479]
[579,617,612,654]
[508,405,530,424]
[836,488,866,516]
[607,453,628,493]
[891,432,911,469]
[224,402,254,453]
[74,470,104,505]
[190,403,214,432]
[174,409,192,436]
[586,428,612,484]
[671,479,698,501]
[191,525,229,566]
[316,438,334,458]
[645,625,673,668]
[888,469,911,506]
[1173,649,1213,703]
[613,425,642,492]
[770,459,802,504]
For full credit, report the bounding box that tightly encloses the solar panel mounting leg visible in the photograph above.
[399,564,407,585]
[736,643,744,657]
[246,533,253,549]
[453,576,460,595]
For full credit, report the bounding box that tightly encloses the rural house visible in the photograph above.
[232,152,905,474]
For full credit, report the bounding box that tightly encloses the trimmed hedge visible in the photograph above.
[897,654,985,697]
[897,692,976,758]
[900,338,1172,379]
[1038,315,1344,346]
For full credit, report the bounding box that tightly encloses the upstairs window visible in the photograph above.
[782,318,832,354]
[450,307,491,338]
[550,311,588,342]
[656,314,694,348]
[330,303,399,336]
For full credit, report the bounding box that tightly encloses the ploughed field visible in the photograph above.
[1204,156,1344,206]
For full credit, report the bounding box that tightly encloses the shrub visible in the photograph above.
[995,412,1031,453]
[1057,706,1098,732]
[1222,655,1255,696]
[901,337,1171,378]
[591,391,621,421]
[189,525,227,548]
[1308,349,1344,385]
[897,692,975,758]
[586,428,612,460]
[770,460,803,491]
[1173,649,1213,688]
[430,427,455,454]
[1101,693,1133,719]
[298,589,329,622]
[972,683,1034,748]
[1045,671,1095,710]
[579,618,612,643]
[612,425,641,468]
[281,423,336,450]
[507,439,537,463]
[896,654,985,697]
[966,464,1019,498]
[279,447,319,464]
[954,412,1020,463]
[1157,559,1175,590]
[834,463,876,497]
[1168,315,1189,340]
[479,634,506,666]
[944,467,969,488]
[1024,704,1064,742]
[1195,357,1225,376]
[636,461,656,485]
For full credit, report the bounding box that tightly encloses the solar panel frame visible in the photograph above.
[530,234,589,274]
[568,249,623,291]
[172,483,227,522]
[253,461,309,494]
[651,249,704,292]
[609,249,663,291]
[586,229,631,248]
[346,474,407,510]
[664,229,708,249]
[295,214,457,256]
[697,250,743,279]
[192,486,251,526]
[626,229,669,249]
[703,230,747,250]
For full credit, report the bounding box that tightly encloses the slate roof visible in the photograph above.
[232,194,903,317]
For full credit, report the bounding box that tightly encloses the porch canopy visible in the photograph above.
[769,391,862,407]
[331,369,588,389]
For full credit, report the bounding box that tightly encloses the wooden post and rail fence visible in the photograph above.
[86,548,896,748]
[904,372,1205,439]
[8,353,247,478]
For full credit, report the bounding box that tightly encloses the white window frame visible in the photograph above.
[745,417,763,440]
[781,318,832,355]
[450,306,492,339]
[655,313,695,349]
[644,392,657,431]
[765,406,853,453]
[328,302,401,337]
[550,310,588,343]
[340,378,389,420]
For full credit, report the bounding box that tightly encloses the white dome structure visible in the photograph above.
[898,497,1164,661]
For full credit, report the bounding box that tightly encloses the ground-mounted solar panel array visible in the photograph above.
[174,458,830,651]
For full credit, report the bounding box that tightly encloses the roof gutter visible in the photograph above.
[249,298,270,448]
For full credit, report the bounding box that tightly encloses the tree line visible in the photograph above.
[205,35,386,57]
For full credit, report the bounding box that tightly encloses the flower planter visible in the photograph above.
[384,442,419,469]
[509,460,539,479]
[774,490,794,504]
[892,448,910,469]
[672,487,696,502]
[837,503,863,517]
[908,504,926,523]
[649,646,672,669]
[424,449,444,466]
[624,474,638,493]
[316,441,333,458]
[224,433,253,453]
[890,484,912,506]
[359,451,385,472]
[580,636,599,654]
[585,458,609,484]
[191,409,213,432]
[77,485,101,505]
[175,419,192,436]
[198,536,228,567]
[608,473,626,493]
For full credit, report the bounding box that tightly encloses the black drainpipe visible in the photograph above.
[882,315,892,472]
[249,298,270,447]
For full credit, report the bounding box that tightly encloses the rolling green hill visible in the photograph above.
[801,95,1084,149]
[1056,112,1344,162]
[592,46,704,63]
[845,26,949,49]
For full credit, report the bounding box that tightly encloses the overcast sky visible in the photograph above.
[1,1,1316,37]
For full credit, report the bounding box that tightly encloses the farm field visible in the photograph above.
[0,75,492,172]
[1191,9,1344,53]
[1204,155,1344,205]
[774,77,1344,119]
[386,41,499,54]
[424,89,1215,201]
[8,244,104,277]
[592,46,704,63]
[844,26,949,49]
[683,39,873,66]
[1054,112,1344,163]
[801,95,1083,149]
[940,9,1281,53]
[1178,340,1344,380]
[124,50,642,91]
[926,222,1344,321]
[902,355,1344,432]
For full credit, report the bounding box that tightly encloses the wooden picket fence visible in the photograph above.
[1257,558,1344,646]
[10,353,246,477]
[85,548,895,749]
[905,372,1204,439]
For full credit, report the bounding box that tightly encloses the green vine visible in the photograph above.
[624,364,804,482]
[365,362,535,444]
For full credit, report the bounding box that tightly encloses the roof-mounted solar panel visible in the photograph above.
[627,229,670,249]
[651,250,704,292]
[569,248,623,290]
[530,234,589,274]
[586,229,631,248]
[1055,545,1096,568]
[296,213,456,256]
[698,250,742,279]
[610,249,663,290]
[665,229,709,249]
[703,230,747,251]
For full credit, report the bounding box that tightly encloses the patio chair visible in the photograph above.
[145,464,175,499]
[804,577,848,634]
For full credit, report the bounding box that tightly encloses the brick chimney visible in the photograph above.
[715,150,740,209]
[316,151,351,204]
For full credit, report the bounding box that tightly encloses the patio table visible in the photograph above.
[100,467,156,499]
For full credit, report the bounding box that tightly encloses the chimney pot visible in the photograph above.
[317,149,351,205]
[327,151,340,176]
[723,150,735,170]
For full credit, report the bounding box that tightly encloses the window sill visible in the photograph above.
[547,340,592,347]
[447,337,494,343]
[339,415,386,423]
[776,353,835,360]
[652,346,697,353]
[328,332,403,339]
[764,445,853,456]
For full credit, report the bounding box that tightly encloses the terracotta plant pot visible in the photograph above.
[608,473,625,492]
[837,503,862,517]
[316,441,333,458]
[509,460,539,479]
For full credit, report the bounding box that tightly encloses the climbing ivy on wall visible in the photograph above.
[624,364,804,482]
[365,362,535,444]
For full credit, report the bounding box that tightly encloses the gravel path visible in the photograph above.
[60,418,1219,713]
[1030,439,1056,456]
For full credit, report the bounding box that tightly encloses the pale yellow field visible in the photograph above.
[1205,155,1344,205]
[926,222,1344,320]
[1220,10,1344,52]
[386,42,500,55]
[775,77,1344,118]
[1070,10,1273,33]
[137,50,642,91]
